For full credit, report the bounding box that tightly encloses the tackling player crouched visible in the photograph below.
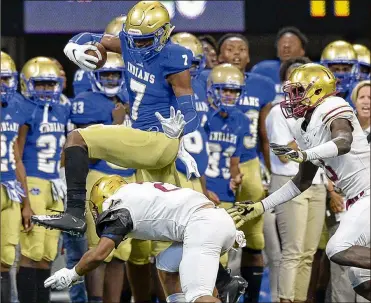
[15,57,69,303]
[70,52,141,303]
[44,175,246,303]
[0,51,34,303]
[32,1,200,234]
[228,63,371,300]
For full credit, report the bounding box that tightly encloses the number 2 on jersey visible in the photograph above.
[130,78,147,121]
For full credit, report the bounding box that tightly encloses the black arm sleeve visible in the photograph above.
[96,209,133,249]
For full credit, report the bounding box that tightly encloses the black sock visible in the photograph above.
[215,262,232,290]
[1,271,11,303]
[36,268,51,303]
[120,287,132,303]
[316,289,326,303]
[17,266,37,303]
[241,266,264,302]
[65,146,89,219]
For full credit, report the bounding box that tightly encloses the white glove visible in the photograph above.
[177,137,200,180]
[64,42,99,71]
[155,106,186,139]
[51,179,67,202]
[44,267,83,290]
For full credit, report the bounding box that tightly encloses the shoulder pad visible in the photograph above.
[161,43,193,76]
[317,96,354,127]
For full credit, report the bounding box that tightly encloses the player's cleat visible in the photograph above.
[31,213,87,236]
[218,275,248,303]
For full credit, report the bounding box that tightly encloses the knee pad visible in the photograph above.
[166,293,186,303]
[156,243,182,272]
[348,267,371,288]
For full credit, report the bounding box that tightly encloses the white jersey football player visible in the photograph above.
[227,63,371,300]
[43,175,245,303]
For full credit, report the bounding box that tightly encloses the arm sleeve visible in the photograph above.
[69,32,103,45]
[99,218,127,249]
[177,95,199,134]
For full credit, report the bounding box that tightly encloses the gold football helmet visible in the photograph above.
[171,32,205,76]
[89,175,128,220]
[281,63,337,118]
[20,56,63,103]
[123,1,174,61]
[207,63,245,108]
[1,51,18,101]
[320,40,358,93]
[90,52,125,97]
[105,15,127,36]
[353,44,370,80]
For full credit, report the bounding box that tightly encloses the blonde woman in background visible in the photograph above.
[352,81,370,140]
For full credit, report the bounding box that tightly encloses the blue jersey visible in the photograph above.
[251,60,282,97]
[1,94,27,182]
[73,69,92,97]
[237,73,276,163]
[176,78,209,176]
[20,98,70,180]
[196,69,211,92]
[118,36,193,132]
[71,91,135,177]
[204,108,250,202]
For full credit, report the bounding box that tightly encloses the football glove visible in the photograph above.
[155,106,186,139]
[227,201,265,229]
[44,267,83,290]
[270,143,305,163]
[64,42,99,71]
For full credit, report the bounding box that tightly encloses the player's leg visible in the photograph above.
[1,187,21,303]
[33,125,179,232]
[237,158,265,302]
[348,266,371,301]
[177,171,203,193]
[18,178,58,303]
[126,239,152,302]
[181,207,236,302]
[294,185,326,302]
[326,194,371,269]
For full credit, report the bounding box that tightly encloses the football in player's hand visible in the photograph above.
[85,42,107,69]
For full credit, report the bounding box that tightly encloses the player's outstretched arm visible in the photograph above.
[168,70,200,134]
[75,237,115,276]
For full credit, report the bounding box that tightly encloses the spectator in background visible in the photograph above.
[198,34,219,69]
[264,57,327,303]
[351,80,370,138]
[251,26,308,98]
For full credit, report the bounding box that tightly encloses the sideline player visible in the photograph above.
[216,34,276,302]
[43,175,245,303]
[32,1,200,234]
[16,57,69,303]
[228,63,371,300]
[0,51,34,303]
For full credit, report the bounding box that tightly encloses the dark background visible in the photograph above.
[2,0,370,98]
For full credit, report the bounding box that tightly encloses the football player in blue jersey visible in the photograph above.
[320,40,359,107]
[72,15,127,97]
[16,57,70,303]
[251,27,308,98]
[32,1,200,234]
[171,32,208,192]
[217,34,276,302]
[353,44,370,81]
[0,51,34,303]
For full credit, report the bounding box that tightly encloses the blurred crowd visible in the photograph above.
[1,11,370,303]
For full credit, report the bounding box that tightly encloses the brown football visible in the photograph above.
[85,42,107,69]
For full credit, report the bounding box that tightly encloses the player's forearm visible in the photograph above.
[177,95,200,134]
[69,32,103,45]
[15,161,31,208]
[75,248,106,276]
[303,137,351,161]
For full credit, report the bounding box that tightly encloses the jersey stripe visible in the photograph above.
[322,105,352,122]
[323,109,354,126]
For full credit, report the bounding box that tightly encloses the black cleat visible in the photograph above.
[31,213,86,236]
[218,275,248,303]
